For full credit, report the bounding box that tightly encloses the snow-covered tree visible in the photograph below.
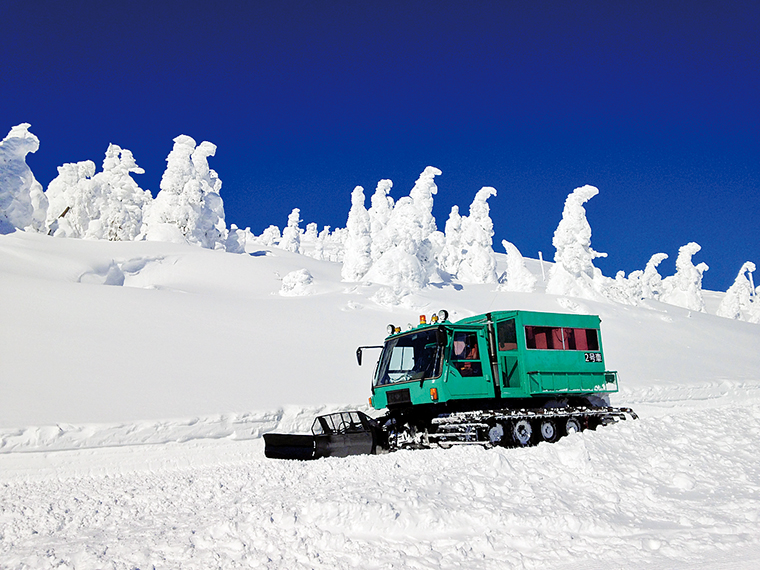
[660,242,709,312]
[363,166,442,290]
[640,253,669,300]
[437,205,463,276]
[280,208,302,253]
[0,123,48,234]
[141,135,227,249]
[305,225,344,262]
[545,185,607,299]
[498,240,537,292]
[225,224,252,254]
[303,222,319,243]
[258,225,281,246]
[280,268,314,296]
[368,179,394,261]
[601,252,669,305]
[604,270,640,305]
[99,145,153,241]
[47,144,152,241]
[341,186,373,281]
[717,262,756,321]
[752,287,760,324]
[457,186,498,284]
[45,160,100,238]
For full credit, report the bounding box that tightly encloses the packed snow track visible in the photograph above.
[2,389,760,570]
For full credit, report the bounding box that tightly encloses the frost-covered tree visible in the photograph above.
[604,270,641,305]
[45,160,100,238]
[303,222,319,243]
[141,135,227,249]
[545,185,607,299]
[280,268,314,296]
[457,187,498,284]
[660,242,709,312]
[437,205,463,276]
[225,224,253,254]
[98,145,153,241]
[752,287,760,324]
[640,253,669,300]
[498,240,537,292]
[306,225,345,262]
[368,179,394,261]
[0,123,48,233]
[280,208,302,253]
[363,166,442,290]
[48,144,152,241]
[717,262,756,321]
[341,186,373,281]
[603,252,669,305]
[258,224,281,246]
[313,226,329,260]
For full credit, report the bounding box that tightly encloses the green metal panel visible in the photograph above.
[511,311,616,396]
[443,327,494,399]
[527,370,618,394]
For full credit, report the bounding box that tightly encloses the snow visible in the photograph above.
[1,191,760,567]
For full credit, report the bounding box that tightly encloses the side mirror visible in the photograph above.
[356,347,363,366]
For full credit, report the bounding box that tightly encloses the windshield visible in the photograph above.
[374,329,443,386]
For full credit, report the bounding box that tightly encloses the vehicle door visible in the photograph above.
[446,329,493,398]
[497,318,523,395]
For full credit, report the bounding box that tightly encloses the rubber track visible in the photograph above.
[390,406,638,450]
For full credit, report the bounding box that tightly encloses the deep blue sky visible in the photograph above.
[2,0,758,291]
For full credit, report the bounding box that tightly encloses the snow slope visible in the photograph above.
[1,231,759,569]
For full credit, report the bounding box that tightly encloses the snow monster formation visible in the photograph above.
[0,123,48,234]
[45,144,152,241]
[141,135,227,249]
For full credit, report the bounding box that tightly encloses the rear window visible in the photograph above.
[525,326,599,351]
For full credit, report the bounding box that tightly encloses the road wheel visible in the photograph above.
[565,417,582,435]
[488,422,505,445]
[539,419,558,442]
[512,419,532,446]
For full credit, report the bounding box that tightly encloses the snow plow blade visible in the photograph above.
[263,433,321,460]
[264,411,386,460]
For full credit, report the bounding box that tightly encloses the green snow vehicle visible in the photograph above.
[264,310,637,459]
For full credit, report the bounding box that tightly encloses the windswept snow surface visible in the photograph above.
[2,231,760,569]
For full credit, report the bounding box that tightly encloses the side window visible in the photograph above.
[497,319,518,350]
[581,328,599,351]
[525,326,562,349]
[525,326,601,351]
[451,332,483,377]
